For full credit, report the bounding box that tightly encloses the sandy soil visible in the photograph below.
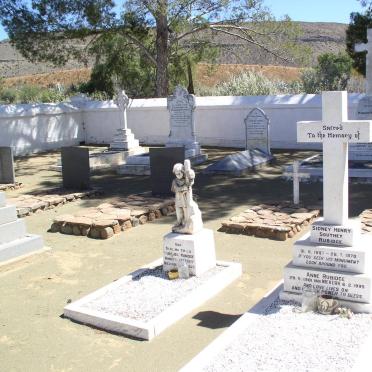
[1,148,371,372]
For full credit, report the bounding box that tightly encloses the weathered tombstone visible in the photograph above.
[110,88,140,151]
[163,159,216,276]
[244,107,271,155]
[166,86,207,164]
[61,147,90,190]
[281,91,372,313]
[0,147,15,184]
[149,147,184,195]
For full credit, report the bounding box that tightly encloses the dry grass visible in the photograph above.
[195,63,304,87]
[3,68,92,88]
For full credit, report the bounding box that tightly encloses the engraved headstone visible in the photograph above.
[281,91,372,313]
[0,147,15,184]
[61,147,90,190]
[166,86,206,163]
[244,107,271,154]
[149,147,185,196]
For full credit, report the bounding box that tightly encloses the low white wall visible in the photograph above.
[0,93,364,155]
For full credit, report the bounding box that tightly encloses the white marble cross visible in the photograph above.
[355,29,372,95]
[115,89,129,130]
[297,91,372,226]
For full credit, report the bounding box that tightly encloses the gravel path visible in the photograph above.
[81,265,224,322]
[203,299,372,372]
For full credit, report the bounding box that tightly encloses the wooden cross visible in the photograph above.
[297,91,372,226]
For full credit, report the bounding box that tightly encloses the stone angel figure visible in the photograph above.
[171,159,203,234]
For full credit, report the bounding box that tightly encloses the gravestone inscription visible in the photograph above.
[61,147,90,190]
[0,147,15,184]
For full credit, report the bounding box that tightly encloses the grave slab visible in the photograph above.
[163,229,216,276]
[283,262,372,303]
[0,219,27,244]
[181,282,372,371]
[293,232,372,274]
[0,147,15,184]
[0,192,6,207]
[0,205,17,225]
[64,258,242,340]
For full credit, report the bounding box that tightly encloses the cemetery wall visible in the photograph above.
[0,93,363,155]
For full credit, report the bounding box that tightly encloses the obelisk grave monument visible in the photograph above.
[281,91,372,312]
[166,86,207,164]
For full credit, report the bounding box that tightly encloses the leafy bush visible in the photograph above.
[0,88,18,103]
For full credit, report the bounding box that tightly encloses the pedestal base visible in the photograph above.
[163,228,216,276]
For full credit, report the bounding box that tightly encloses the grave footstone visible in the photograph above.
[166,86,207,164]
[0,147,15,184]
[61,147,90,190]
[280,91,372,312]
[149,147,185,195]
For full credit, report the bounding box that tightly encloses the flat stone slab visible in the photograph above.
[0,182,23,191]
[203,149,273,176]
[6,189,103,218]
[181,282,372,372]
[219,203,320,241]
[51,193,175,239]
[64,258,242,340]
[361,209,372,233]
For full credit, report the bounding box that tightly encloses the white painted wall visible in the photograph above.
[0,93,364,155]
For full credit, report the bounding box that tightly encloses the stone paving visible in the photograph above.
[49,193,175,239]
[7,189,103,217]
[219,203,321,241]
[0,182,23,191]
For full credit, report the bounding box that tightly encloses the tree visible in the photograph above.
[346,0,372,75]
[0,0,305,97]
[301,52,353,93]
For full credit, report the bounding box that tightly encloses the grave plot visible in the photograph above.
[219,203,320,241]
[7,189,103,218]
[64,258,241,340]
[50,193,175,239]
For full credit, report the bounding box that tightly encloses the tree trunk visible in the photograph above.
[155,2,169,97]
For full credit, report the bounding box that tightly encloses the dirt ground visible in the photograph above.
[1,148,371,372]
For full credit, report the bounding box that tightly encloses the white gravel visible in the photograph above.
[203,299,372,372]
[81,265,224,321]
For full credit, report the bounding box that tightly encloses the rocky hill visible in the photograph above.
[0,22,348,79]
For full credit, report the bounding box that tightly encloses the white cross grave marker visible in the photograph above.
[115,89,130,131]
[298,91,372,245]
[355,29,372,95]
[292,160,310,205]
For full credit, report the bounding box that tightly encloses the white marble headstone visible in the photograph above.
[244,108,270,154]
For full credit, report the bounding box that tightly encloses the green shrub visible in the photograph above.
[18,85,43,103]
[0,88,18,103]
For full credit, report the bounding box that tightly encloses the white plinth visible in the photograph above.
[163,228,216,276]
[283,262,372,303]
[0,192,5,207]
[0,205,17,225]
[0,219,27,244]
[293,232,372,274]
[64,258,242,340]
[110,128,139,151]
[310,218,360,246]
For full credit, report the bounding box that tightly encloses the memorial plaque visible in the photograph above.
[61,147,90,190]
[163,229,216,276]
[0,147,15,184]
[244,108,270,154]
[284,263,372,303]
[149,147,184,196]
[293,234,370,274]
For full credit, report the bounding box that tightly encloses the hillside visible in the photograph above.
[0,22,348,80]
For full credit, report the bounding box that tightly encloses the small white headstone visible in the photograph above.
[244,108,270,154]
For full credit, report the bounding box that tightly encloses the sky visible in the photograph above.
[0,0,366,41]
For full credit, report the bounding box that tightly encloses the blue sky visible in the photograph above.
[0,0,366,41]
